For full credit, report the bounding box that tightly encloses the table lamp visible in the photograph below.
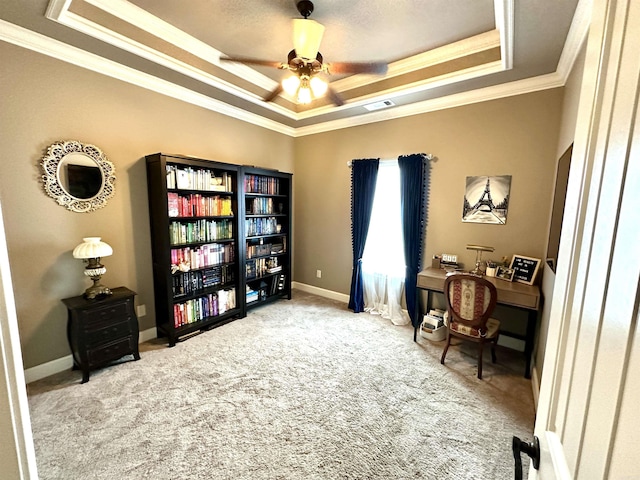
[466,244,494,275]
[73,237,113,299]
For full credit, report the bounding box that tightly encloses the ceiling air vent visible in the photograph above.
[363,100,395,111]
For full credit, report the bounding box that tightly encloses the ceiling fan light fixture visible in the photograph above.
[310,76,328,97]
[292,18,325,60]
[282,75,301,96]
[297,77,313,104]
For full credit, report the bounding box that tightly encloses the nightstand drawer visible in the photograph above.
[88,337,135,366]
[86,320,133,347]
[82,302,131,331]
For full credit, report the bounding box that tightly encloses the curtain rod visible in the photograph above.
[347,153,434,167]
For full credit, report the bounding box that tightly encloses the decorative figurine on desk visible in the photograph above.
[466,244,494,275]
[72,237,113,299]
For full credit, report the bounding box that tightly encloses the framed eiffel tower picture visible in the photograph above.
[462,175,512,224]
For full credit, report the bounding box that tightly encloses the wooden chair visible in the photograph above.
[440,273,499,379]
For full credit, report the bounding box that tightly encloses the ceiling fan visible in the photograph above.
[219,0,388,106]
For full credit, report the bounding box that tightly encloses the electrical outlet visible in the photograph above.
[316,269,322,278]
[442,254,457,264]
[136,305,146,317]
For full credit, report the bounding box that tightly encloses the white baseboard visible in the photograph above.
[531,363,540,410]
[292,282,349,303]
[139,327,158,343]
[24,327,157,384]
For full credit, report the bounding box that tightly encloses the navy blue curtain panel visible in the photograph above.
[348,159,379,312]
[399,154,430,327]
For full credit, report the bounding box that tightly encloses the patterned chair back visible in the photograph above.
[444,273,498,334]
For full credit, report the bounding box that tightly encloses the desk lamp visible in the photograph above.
[73,237,113,299]
[466,244,494,275]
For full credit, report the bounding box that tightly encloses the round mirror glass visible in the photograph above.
[41,140,116,212]
[58,153,104,199]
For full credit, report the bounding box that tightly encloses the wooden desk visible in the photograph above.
[415,268,541,378]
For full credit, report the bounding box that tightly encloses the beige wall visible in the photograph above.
[535,41,587,380]
[293,90,564,297]
[2,38,567,371]
[0,43,294,368]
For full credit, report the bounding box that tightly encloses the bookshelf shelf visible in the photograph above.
[245,193,288,198]
[147,154,292,345]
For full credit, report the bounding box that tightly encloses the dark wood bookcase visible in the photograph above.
[146,153,242,346]
[240,167,292,311]
[146,155,292,345]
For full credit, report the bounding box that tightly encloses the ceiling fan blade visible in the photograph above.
[264,84,284,103]
[327,86,344,107]
[325,62,388,75]
[219,56,286,69]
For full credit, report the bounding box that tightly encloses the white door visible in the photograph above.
[530,0,640,478]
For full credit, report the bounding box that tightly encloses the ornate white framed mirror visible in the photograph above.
[41,140,116,212]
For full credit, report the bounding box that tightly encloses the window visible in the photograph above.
[361,160,408,324]
[362,160,404,277]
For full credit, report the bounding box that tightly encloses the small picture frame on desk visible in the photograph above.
[509,255,542,285]
[495,266,515,281]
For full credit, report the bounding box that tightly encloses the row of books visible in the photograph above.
[269,273,286,296]
[246,197,280,215]
[172,288,236,328]
[171,243,235,270]
[170,219,233,245]
[246,274,286,303]
[166,165,233,192]
[246,257,281,279]
[172,265,234,298]
[244,175,280,195]
[245,217,279,237]
[167,192,233,218]
[246,243,285,259]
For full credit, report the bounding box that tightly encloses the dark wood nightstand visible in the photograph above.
[62,287,140,383]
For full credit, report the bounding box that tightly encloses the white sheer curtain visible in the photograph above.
[361,160,410,325]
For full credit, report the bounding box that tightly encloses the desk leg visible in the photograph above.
[414,289,432,342]
[524,309,537,379]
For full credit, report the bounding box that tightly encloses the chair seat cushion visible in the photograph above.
[449,317,500,338]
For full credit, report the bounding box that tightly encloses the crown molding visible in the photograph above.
[44,0,72,19]
[2,0,585,139]
[48,0,512,122]
[296,60,504,120]
[494,0,514,70]
[83,0,277,92]
[330,29,501,93]
[46,0,299,121]
[329,0,513,93]
[0,19,295,136]
[556,0,591,83]
[293,72,565,137]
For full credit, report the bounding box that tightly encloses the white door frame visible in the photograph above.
[0,199,39,479]
[532,0,640,477]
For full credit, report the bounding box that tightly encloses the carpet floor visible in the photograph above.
[27,290,534,479]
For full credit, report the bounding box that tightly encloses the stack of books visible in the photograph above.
[422,309,445,329]
[246,287,258,304]
[420,309,446,341]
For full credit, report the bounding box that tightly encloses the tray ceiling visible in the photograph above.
[0,0,584,136]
